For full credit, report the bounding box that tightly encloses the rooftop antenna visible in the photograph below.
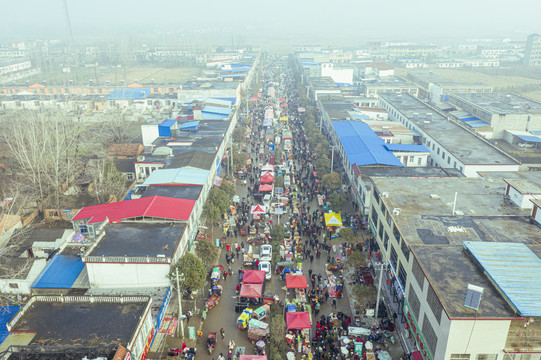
[62,0,74,44]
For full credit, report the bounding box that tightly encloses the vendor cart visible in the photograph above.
[206,293,220,310]
[237,308,253,330]
[248,318,269,343]
[241,225,247,236]
[253,304,270,321]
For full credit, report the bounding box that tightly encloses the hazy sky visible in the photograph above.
[1,0,540,43]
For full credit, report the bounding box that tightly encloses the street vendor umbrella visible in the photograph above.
[286,312,311,329]
[260,172,274,183]
[277,98,286,102]
[251,205,267,214]
[239,355,267,360]
[243,270,265,284]
[250,96,259,101]
[280,103,288,108]
[239,283,263,298]
[259,184,273,192]
[285,275,308,289]
[324,212,343,227]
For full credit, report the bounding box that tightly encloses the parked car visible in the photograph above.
[260,244,272,261]
[263,194,272,208]
[259,261,272,280]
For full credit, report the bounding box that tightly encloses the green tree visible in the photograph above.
[270,314,286,347]
[327,192,346,211]
[339,226,354,242]
[195,238,219,269]
[274,176,284,188]
[233,126,246,143]
[352,284,377,307]
[270,224,285,245]
[171,253,206,294]
[321,172,342,191]
[316,155,331,175]
[231,146,247,173]
[203,187,230,236]
[220,180,236,198]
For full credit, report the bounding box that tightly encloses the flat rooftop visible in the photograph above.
[88,223,185,258]
[140,185,203,200]
[451,93,541,115]
[360,166,463,178]
[407,72,490,89]
[10,298,148,347]
[363,76,416,87]
[310,76,339,90]
[379,93,519,165]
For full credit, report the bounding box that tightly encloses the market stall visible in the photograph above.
[285,312,312,354]
[258,184,273,192]
[242,270,266,284]
[239,283,263,301]
[260,172,274,183]
[285,274,308,303]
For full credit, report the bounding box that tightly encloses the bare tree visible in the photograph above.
[87,156,128,203]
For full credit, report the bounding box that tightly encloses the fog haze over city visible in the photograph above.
[1,0,540,43]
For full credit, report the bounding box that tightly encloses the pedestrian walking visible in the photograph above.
[220,328,225,340]
[186,311,192,323]
[332,298,337,309]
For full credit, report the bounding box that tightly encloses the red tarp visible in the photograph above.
[285,275,308,289]
[243,270,266,284]
[240,283,263,298]
[239,356,267,360]
[286,312,311,329]
[259,184,273,192]
[260,173,274,183]
[411,351,423,360]
[250,96,259,102]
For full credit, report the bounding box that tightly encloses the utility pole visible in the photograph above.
[374,261,385,324]
[331,146,335,173]
[175,268,184,338]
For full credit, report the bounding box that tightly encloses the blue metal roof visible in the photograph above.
[332,121,404,167]
[384,144,430,152]
[467,121,491,128]
[108,88,151,100]
[214,97,236,105]
[463,241,541,316]
[530,130,541,135]
[516,134,541,143]
[160,119,176,128]
[32,255,85,289]
[202,106,232,115]
[0,305,21,343]
[459,116,481,122]
[142,168,210,186]
[179,121,200,130]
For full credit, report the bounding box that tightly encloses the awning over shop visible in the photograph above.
[251,205,267,214]
[285,275,308,289]
[243,270,266,284]
[286,312,311,329]
[260,173,274,183]
[324,213,343,226]
[259,184,273,192]
[240,283,263,298]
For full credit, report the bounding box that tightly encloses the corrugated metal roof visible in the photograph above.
[202,106,232,115]
[333,121,404,167]
[463,241,541,316]
[142,168,210,187]
[179,121,200,130]
[160,119,176,128]
[72,196,196,223]
[0,306,21,343]
[385,144,430,152]
[108,88,150,100]
[204,98,233,107]
[516,134,541,143]
[467,121,491,128]
[32,255,85,289]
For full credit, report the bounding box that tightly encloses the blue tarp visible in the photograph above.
[160,119,176,128]
[384,144,430,152]
[459,116,481,122]
[32,255,85,289]
[332,121,404,167]
[158,119,176,137]
[516,134,541,143]
[179,121,200,131]
[142,168,210,186]
[0,306,21,343]
[108,88,151,100]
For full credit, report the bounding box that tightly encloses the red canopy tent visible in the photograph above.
[250,96,259,102]
[280,103,288,108]
[239,283,263,298]
[277,98,286,102]
[286,312,311,329]
[239,356,267,360]
[243,270,265,284]
[285,275,308,289]
[259,184,273,192]
[260,172,274,183]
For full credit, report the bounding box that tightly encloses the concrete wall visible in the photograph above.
[0,259,47,295]
[86,262,171,288]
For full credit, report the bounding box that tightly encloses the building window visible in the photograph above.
[371,206,379,224]
[373,189,380,204]
[437,148,440,155]
[432,144,435,150]
[417,157,422,165]
[408,284,421,319]
[412,257,425,289]
[398,263,407,289]
[393,224,400,241]
[450,355,470,360]
[409,156,414,163]
[390,246,398,269]
[383,232,389,251]
[448,157,451,164]
[127,173,134,180]
[427,285,443,323]
[401,240,410,261]
[423,316,438,355]
[442,152,445,160]
[378,221,384,239]
[476,355,497,360]
[9,283,19,289]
